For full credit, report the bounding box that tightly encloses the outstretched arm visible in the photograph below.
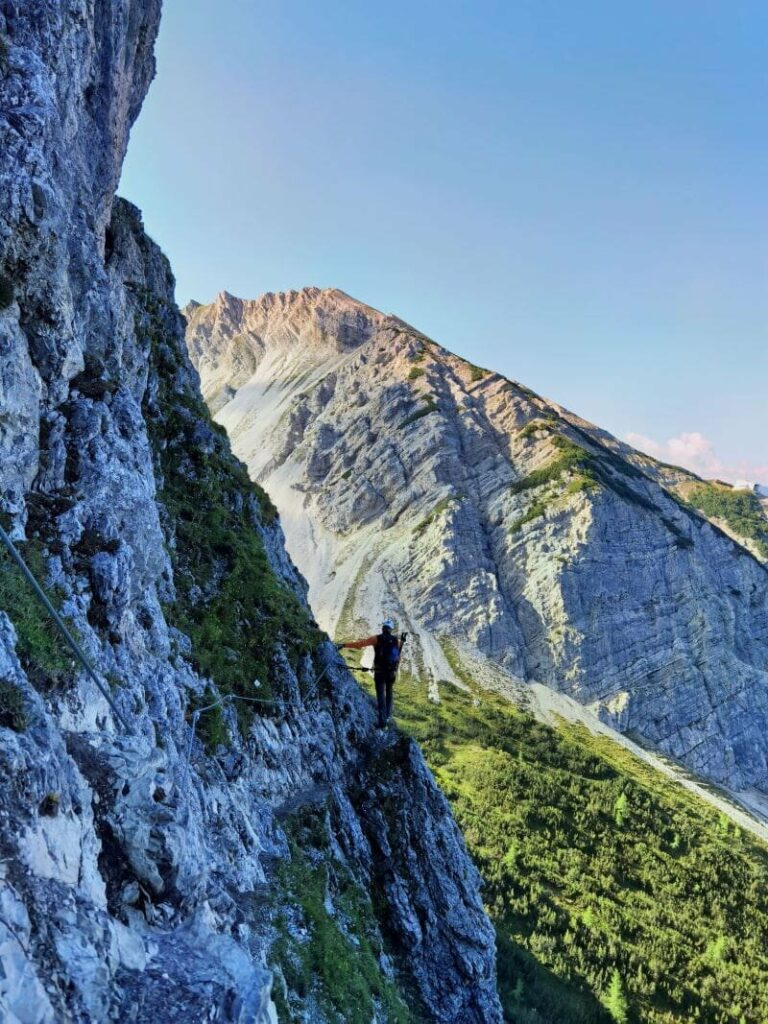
[338,636,378,650]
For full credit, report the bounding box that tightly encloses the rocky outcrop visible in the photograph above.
[186,288,768,794]
[0,6,502,1023]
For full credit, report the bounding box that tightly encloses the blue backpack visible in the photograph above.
[374,632,401,671]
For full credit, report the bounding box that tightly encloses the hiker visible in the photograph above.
[338,619,405,729]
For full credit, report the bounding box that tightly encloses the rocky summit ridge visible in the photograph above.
[0,6,502,1023]
[186,286,768,796]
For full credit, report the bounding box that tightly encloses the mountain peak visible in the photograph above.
[184,286,404,406]
[185,286,768,797]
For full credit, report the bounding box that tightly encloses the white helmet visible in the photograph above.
[382,618,395,630]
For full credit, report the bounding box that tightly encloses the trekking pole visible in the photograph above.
[0,521,131,731]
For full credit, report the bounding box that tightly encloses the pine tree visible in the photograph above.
[606,968,629,1024]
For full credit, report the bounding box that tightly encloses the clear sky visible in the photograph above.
[120,0,768,482]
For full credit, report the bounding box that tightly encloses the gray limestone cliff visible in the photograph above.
[185,287,768,796]
[0,6,502,1023]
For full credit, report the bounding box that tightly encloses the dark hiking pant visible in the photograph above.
[374,670,396,727]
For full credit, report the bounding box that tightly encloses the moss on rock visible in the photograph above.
[0,542,76,687]
[137,287,320,736]
[270,811,415,1024]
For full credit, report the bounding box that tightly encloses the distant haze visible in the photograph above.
[120,0,768,483]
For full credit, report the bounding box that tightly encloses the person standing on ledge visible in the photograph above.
[338,619,406,729]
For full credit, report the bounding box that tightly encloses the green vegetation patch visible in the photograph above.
[518,418,557,441]
[509,436,599,532]
[511,436,597,496]
[0,542,76,687]
[437,636,476,689]
[138,288,320,739]
[509,496,552,534]
[413,495,462,537]
[686,483,768,559]
[335,552,376,642]
[188,685,230,750]
[565,475,601,497]
[399,394,438,430]
[408,367,425,381]
[510,434,693,547]
[392,679,768,1024]
[270,814,414,1024]
[469,363,488,383]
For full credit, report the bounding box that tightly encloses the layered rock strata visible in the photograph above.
[186,287,768,792]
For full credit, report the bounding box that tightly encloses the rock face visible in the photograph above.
[186,288,768,794]
[0,7,502,1023]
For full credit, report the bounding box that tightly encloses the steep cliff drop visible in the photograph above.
[184,287,768,798]
[0,6,502,1023]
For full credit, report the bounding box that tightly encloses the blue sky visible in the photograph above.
[120,0,768,482]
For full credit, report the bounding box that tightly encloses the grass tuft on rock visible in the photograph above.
[509,436,599,532]
[0,542,76,687]
[511,436,597,496]
[399,394,438,429]
[509,496,552,534]
[413,495,462,536]
[518,418,556,440]
[270,813,414,1023]
[188,685,230,750]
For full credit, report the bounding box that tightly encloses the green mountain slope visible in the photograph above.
[678,481,768,560]
[347,659,768,1024]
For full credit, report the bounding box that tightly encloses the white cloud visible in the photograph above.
[625,431,768,485]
